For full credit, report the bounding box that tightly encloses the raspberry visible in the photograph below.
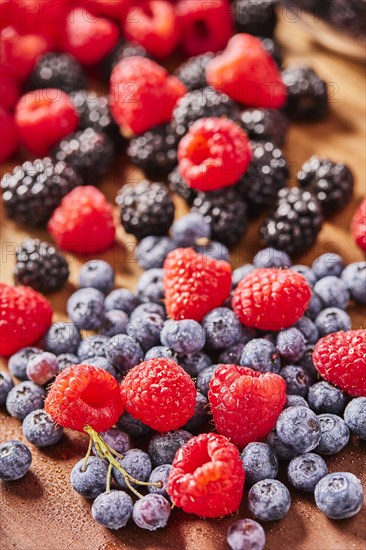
[122,0,180,59]
[0,107,18,162]
[163,248,232,321]
[45,364,125,432]
[109,56,186,136]
[0,283,53,356]
[351,198,366,252]
[232,268,312,331]
[313,330,366,398]
[178,117,252,191]
[0,26,49,82]
[1,67,20,109]
[167,433,244,517]
[208,364,286,448]
[48,186,116,254]
[87,0,129,20]
[206,34,287,108]
[15,89,79,157]
[175,0,233,57]
[101,40,151,81]
[122,358,196,432]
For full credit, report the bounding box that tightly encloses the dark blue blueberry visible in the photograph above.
[315,414,350,455]
[130,302,166,322]
[148,430,192,467]
[276,406,321,453]
[341,262,366,305]
[26,352,58,385]
[284,394,309,409]
[79,260,114,294]
[265,429,297,461]
[202,307,242,349]
[241,442,278,485]
[92,490,133,529]
[219,342,246,364]
[145,346,176,361]
[67,288,105,330]
[297,345,317,377]
[194,240,230,262]
[148,464,172,499]
[248,479,291,521]
[294,316,319,345]
[100,309,129,337]
[22,409,63,447]
[315,307,351,336]
[314,276,350,309]
[161,319,205,354]
[78,335,109,361]
[287,453,328,492]
[92,428,130,457]
[136,236,176,270]
[290,264,317,287]
[137,268,165,303]
[132,494,171,531]
[227,519,266,550]
[43,322,81,355]
[183,391,208,431]
[6,381,45,420]
[232,264,255,288]
[196,364,219,396]
[56,353,79,372]
[106,334,143,374]
[241,338,281,374]
[113,449,152,490]
[70,457,109,499]
[277,328,306,363]
[105,288,140,314]
[314,472,364,519]
[0,440,32,481]
[344,398,366,440]
[308,381,346,415]
[312,253,344,279]
[117,411,151,438]
[127,313,164,352]
[171,212,211,247]
[306,291,323,319]
[177,351,211,377]
[8,347,42,381]
[253,247,291,268]
[0,371,14,404]
[87,356,117,378]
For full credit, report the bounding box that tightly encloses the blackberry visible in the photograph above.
[70,91,120,142]
[52,128,115,184]
[260,187,324,256]
[171,87,240,139]
[127,124,179,178]
[102,40,151,81]
[14,238,69,293]
[1,158,79,227]
[174,53,214,91]
[282,66,328,121]
[260,37,283,67]
[27,52,86,93]
[168,167,197,205]
[234,0,277,37]
[192,187,248,246]
[116,180,175,240]
[297,156,354,214]
[237,142,289,215]
[239,109,289,145]
[328,0,366,40]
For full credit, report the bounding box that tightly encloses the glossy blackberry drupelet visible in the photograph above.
[52,128,115,184]
[239,109,289,145]
[27,52,86,93]
[174,53,214,90]
[168,168,197,205]
[297,157,354,214]
[234,0,277,37]
[92,490,133,530]
[260,188,324,256]
[282,66,328,121]
[237,142,289,215]
[260,37,283,67]
[1,159,80,227]
[102,40,151,80]
[70,91,120,141]
[117,181,175,240]
[0,440,32,481]
[14,238,69,293]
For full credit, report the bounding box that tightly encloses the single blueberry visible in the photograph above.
[92,490,133,529]
[26,352,58,385]
[8,347,43,381]
[284,395,309,409]
[105,288,140,314]
[341,262,366,305]
[315,307,351,336]
[227,518,265,550]
[240,338,281,373]
[290,265,317,287]
[344,398,366,440]
[0,371,14,404]
[0,440,32,481]
[306,291,323,319]
[100,309,129,337]
[314,276,350,309]
[145,346,176,361]
[265,429,297,461]
[277,328,306,363]
[177,351,211,377]
[183,391,208,431]
[87,356,118,378]
[117,411,151,438]
[113,449,152,490]
[276,406,321,453]
[6,381,46,420]
[248,479,291,521]
[106,334,143,374]
[171,212,211,247]
[132,494,171,531]
[22,409,63,447]
[219,342,246,364]
[127,313,164,352]
[137,268,165,303]
[70,457,109,499]
[202,307,242,349]
[136,236,176,270]
[78,335,109,361]
[232,264,255,288]
[43,322,81,356]
[279,365,313,397]
[312,253,344,279]
[194,240,230,262]
[253,247,291,268]
[294,316,319,345]
[287,453,328,492]
[148,464,172,499]
[314,472,364,519]
[315,414,350,455]
[196,364,220,397]
[308,381,346,415]
[297,345,317,378]
[148,430,192,467]
[79,260,114,294]
[56,353,79,372]
[241,442,278,485]
[130,302,166,322]
[161,319,205,354]
[67,288,105,330]
[92,428,130,457]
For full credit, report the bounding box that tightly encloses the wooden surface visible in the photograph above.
[1,17,366,550]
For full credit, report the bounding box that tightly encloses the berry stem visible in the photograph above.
[82,437,93,472]
[106,463,113,494]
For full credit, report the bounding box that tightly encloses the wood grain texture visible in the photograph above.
[1,17,366,550]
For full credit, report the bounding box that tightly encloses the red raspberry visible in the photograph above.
[0,106,18,162]
[109,56,186,136]
[0,283,53,356]
[1,26,50,82]
[163,247,232,321]
[208,364,286,448]
[122,0,180,59]
[206,33,287,108]
[167,433,244,518]
[175,0,233,57]
[178,117,252,191]
[48,186,116,254]
[15,89,79,156]
[232,268,311,331]
[0,66,20,109]
[351,198,366,252]
[313,330,366,397]
[122,358,196,432]
[45,364,125,432]
[62,8,119,66]
[87,0,129,20]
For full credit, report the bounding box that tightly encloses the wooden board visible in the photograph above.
[1,17,366,550]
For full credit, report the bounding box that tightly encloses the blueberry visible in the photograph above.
[253,247,291,268]
[280,365,313,397]
[248,479,291,521]
[277,328,306,362]
[130,302,166,322]
[78,335,109,361]
[92,490,133,529]
[276,406,321,453]
[287,453,328,492]
[148,464,172,499]
[117,411,151,438]
[183,391,208,431]
[87,356,117,378]
[227,519,266,550]
[161,319,205,354]
[341,262,366,305]
[177,351,211,377]
[79,260,114,294]
[22,409,63,447]
[344,398,366,440]
[194,240,230,262]
[294,316,319,345]
[133,494,171,531]
[6,381,46,420]
[56,353,79,372]
[171,212,211,247]
[100,309,129,337]
[290,265,317,287]
[113,449,152,490]
[240,338,281,373]
[92,428,130,457]
[265,429,297,461]
[136,236,176,270]
[148,430,192,467]
[232,264,255,287]
[297,345,317,378]
[306,291,323,319]
[314,276,350,309]
[0,371,14,404]
[202,307,242,349]
[314,472,364,519]
[137,268,165,303]
[241,442,278,485]
[312,253,344,279]
[315,307,351,336]
[127,313,164,352]
[106,334,143,374]
[196,364,219,397]
[43,322,81,355]
[315,414,350,455]
[67,288,105,330]
[0,440,32,481]
[105,288,140,314]
[284,395,309,409]
[26,352,58,385]
[8,347,43,381]
[219,342,246,364]
[70,457,108,498]
[307,381,346,415]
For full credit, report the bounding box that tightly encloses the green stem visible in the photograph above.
[82,437,93,472]
[106,463,113,494]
